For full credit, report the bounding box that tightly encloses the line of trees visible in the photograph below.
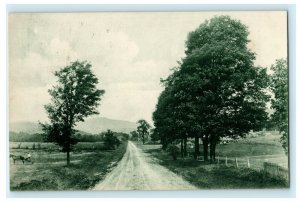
[153,16,274,161]
[10,132,45,142]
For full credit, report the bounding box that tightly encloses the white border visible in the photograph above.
[1,1,299,201]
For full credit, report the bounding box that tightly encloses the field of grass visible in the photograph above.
[10,142,105,151]
[10,141,127,191]
[137,133,289,189]
[183,132,288,169]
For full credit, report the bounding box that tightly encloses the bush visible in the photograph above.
[103,130,121,150]
[167,145,180,160]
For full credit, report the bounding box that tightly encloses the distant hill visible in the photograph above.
[10,117,137,134]
[9,121,43,134]
[75,117,137,134]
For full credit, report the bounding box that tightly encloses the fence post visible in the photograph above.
[225,156,228,166]
[235,157,239,168]
[247,157,250,168]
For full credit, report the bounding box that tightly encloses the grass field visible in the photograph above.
[184,132,288,169]
[10,141,127,191]
[9,142,105,151]
[138,132,289,189]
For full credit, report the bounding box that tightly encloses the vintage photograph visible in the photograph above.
[9,11,288,191]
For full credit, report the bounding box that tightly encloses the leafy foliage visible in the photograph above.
[41,61,105,165]
[167,144,181,160]
[103,130,121,150]
[270,59,288,152]
[153,16,270,161]
[10,132,44,142]
[130,130,139,141]
[136,119,151,144]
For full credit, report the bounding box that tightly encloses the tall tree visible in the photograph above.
[153,16,269,161]
[183,15,270,161]
[136,119,151,144]
[153,85,176,150]
[270,58,288,153]
[41,61,105,165]
[153,69,203,157]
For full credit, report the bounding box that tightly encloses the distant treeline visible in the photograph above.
[10,132,44,142]
[9,131,129,142]
[74,132,129,142]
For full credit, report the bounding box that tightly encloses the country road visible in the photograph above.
[93,141,196,190]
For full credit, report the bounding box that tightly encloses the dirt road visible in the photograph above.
[93,141,196,190]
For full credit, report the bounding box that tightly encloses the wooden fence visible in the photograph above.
[197,155,289,180]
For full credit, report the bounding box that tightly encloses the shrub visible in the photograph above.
[103,130,121,150]
[167,145,180,160]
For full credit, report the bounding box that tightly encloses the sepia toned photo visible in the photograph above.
[9,11,288,191]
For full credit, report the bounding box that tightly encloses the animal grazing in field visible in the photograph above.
[10,154,32,164]
[10,154,25,164]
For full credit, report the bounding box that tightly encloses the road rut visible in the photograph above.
[93,141,196,190]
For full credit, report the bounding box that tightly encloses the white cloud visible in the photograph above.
[9,86,51,122]
[48,38,79,64]
[9,12,287,124]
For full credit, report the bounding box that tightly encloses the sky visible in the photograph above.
[9,11,287,124]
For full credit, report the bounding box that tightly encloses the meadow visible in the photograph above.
[138,131,289,189]
[9,141,128,191]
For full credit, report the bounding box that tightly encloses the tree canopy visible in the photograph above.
[270,58,288,153]
[41,60,105,165]
[153,16,270,161]
[136,119,151,144]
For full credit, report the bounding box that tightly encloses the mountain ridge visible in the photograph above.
[10,117,138,134]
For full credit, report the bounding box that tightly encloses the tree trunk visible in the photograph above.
[209,143,213,162]
[67,150,70,166]
[212,142,216,162]
[203,136,208,161]
[183,137,187,157]
[162,139,168,150]
[209,135,217,162]
[142,133,145,144]
[66,127,71,166]
[194,136,200,160]
[180,138,184,158]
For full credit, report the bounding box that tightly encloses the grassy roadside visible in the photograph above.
[10,141,128,191]
[139,144,288,189]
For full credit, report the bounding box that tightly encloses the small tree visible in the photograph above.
[270,58,288,153]
[137,119,151,144]
[41,61,105,165]
[130,130,139,141]
[103,130,121,150]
